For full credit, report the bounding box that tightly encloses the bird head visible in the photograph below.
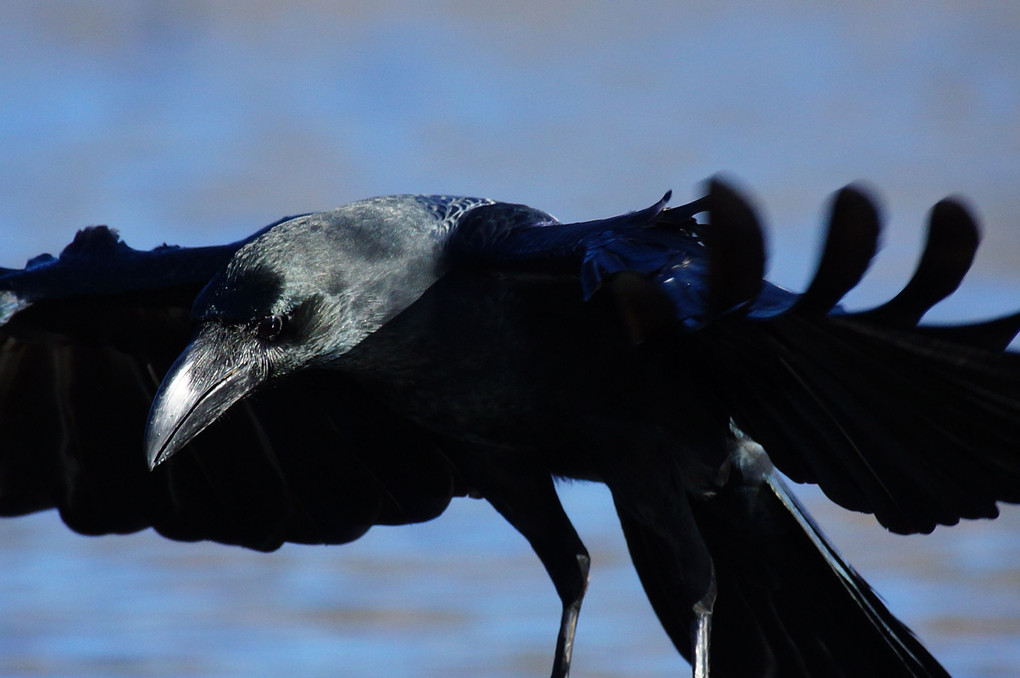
[143,197,447,469]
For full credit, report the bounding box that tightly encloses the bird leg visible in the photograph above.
[550,551,592,677]
[470,461,590,678]
[691,586,716,678]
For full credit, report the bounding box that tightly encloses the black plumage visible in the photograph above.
[2,178,1018,677]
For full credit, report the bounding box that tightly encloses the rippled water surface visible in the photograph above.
[1,3,1019,677]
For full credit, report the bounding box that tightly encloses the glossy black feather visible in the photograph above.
[793,186,881,314]
[0,221,463,549]
[2,180,1018,677]
[855,199,980,328]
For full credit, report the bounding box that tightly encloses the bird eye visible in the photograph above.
[255,314,284,340]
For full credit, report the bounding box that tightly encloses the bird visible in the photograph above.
[2,178,1019,677]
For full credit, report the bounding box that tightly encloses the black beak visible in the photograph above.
[144,325,266,470]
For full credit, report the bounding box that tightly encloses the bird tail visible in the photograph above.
[616,435,951,678]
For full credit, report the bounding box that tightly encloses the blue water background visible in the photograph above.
[1,3,1019,676]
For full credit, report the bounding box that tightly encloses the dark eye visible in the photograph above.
[255,314,284,340]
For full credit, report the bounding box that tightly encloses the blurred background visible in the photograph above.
[1,2,1018,676]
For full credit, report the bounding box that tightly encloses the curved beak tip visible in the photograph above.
[145,439,169,471]
[144,402,183,471]
[142,331,264,472]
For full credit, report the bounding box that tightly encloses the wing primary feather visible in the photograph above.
[701,178,766,319]
[793,185,880,314]
[854,198,980,327]
[913,312,1020,352]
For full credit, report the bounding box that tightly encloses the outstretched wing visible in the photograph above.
[449,179,1020,535]
[0,222,463,552]
[706,189,1020,535]
[7,182,1020,547]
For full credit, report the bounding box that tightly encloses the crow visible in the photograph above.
[2,178,1019,677]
